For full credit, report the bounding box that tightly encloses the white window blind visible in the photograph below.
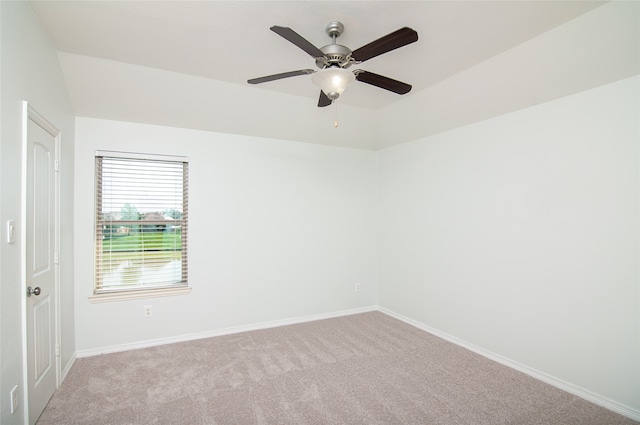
[95,152,188,293]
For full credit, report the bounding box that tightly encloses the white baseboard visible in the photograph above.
[75,305,378,358]
[377,306,640,422]
[60,353,76,384]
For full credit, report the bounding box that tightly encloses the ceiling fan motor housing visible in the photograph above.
[316,43,352,69]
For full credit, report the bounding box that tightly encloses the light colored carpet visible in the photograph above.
[37,311,637,424]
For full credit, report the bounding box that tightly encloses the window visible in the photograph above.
[93,151,189,301]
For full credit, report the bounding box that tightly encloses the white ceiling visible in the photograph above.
[28,1,611,148]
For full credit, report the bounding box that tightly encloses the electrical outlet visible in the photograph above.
[143,305,152,317]
[355,283,361,293]
[10,385,18,414]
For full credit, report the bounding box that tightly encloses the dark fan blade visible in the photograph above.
[317,91,332,107]
[351,27,418,62]
[248,69,315,84]
[270,26,325,58]
[355,71,412,94]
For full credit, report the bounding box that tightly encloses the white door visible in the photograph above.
[25,115,58,425]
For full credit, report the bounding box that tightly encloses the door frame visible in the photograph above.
[20,101,61,423]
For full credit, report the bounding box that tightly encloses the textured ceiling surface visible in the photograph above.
[30,1,604,110]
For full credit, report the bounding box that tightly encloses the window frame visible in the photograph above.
[90,150,191,303]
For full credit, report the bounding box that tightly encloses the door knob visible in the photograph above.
[27,286,41,297]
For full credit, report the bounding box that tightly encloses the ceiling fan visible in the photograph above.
[248,21,418,107]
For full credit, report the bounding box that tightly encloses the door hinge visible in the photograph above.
[54,252,59,264]
[54,159,59,172]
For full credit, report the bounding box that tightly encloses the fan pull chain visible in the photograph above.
[334,101,339,128]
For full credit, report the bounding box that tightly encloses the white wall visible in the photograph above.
[74,118,378,353]
[0,2,76,424]
[378,76,640,414]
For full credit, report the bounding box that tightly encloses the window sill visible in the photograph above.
[89,286,192,303]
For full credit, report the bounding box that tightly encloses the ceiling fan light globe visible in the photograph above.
[312,68,355,98]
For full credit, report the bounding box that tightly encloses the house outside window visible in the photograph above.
[93,151,189,301]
